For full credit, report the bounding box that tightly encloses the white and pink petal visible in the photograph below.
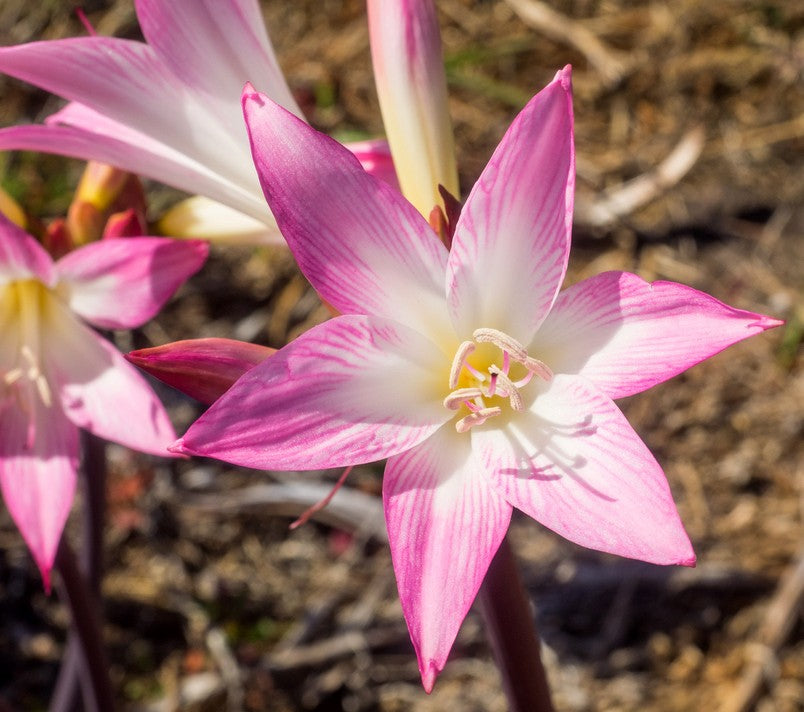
[447,66,574,344]
[0,393,78,588]
[176,315,451,470]
[384,425,512,692]
[43,298,177,456]
[55,237,208,330]
[344,139,400,190]
[536,271,783,399]
[0,39,220,162]
[473,374,695,566]
[158,196,281,244]
[0,122,270,224]
[0,214,55,285]
[134,0,302,119]
[242,89,453,340]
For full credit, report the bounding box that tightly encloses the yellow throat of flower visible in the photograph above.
[0,279,56,448]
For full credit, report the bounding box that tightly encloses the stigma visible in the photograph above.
[444,328,552,433]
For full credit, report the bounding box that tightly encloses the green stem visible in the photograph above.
[477,534,554,712]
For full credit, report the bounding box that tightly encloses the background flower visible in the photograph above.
[0,0,395,244]
[0,215,207,585]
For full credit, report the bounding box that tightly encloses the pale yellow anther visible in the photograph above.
[448,340,476,389]
[521,356,553,382]
[34,374,53,408]
[4,368,22,386]
[443,387,484,410]
[473,328,529,360]
[473,327,553,381]
[455,406,502,433]
[18,345,52,407]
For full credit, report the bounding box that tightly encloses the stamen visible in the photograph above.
[487,366,523,411]
[4,368,22,386]
[34,375,52,408]
[448,341,475,389]
[443,388,484,410]
[455,406,502,433]
[446,327,554,433]
[522,357,553,382]
[473,328,553,381]
[19,345,52,407]
[473,328,528,359]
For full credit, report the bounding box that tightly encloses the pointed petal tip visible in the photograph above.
[420,660,441,693]
[754,315,784,330]
[241,83,265,108]
[555,64,573,90]
[670,539,696,568]
[39,563,53,595]
[30,538,56,593]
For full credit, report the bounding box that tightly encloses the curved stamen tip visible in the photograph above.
[473,327,552,381]
[455,406,502,433]
[3,368,22,386]
[524,357,553,382]
[473,327,529,361]
[448,340,476,389]
[443,387,484,410]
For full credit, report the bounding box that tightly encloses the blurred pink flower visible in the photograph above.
[0,0,395,244]
[173,68,781,690]
[0,215,207,586]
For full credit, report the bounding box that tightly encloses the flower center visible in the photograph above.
[0,279,54,450]
[444,328,552,433]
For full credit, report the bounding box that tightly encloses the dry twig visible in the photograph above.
[576,127,705,229]
[721,549,804,712]
[181,481,388,542]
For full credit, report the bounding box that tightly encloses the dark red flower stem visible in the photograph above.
[78,433,106,591]
[53,537,115,712]
[49,433,110,712]
[477,534,554,712]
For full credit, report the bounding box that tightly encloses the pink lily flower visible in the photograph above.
[0,0,395,244]
[0,215,207,586]
[174,68,781,690]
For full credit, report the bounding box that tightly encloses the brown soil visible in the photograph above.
[0,1,801,711]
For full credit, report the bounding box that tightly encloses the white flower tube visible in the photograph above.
[368,0,459,218]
